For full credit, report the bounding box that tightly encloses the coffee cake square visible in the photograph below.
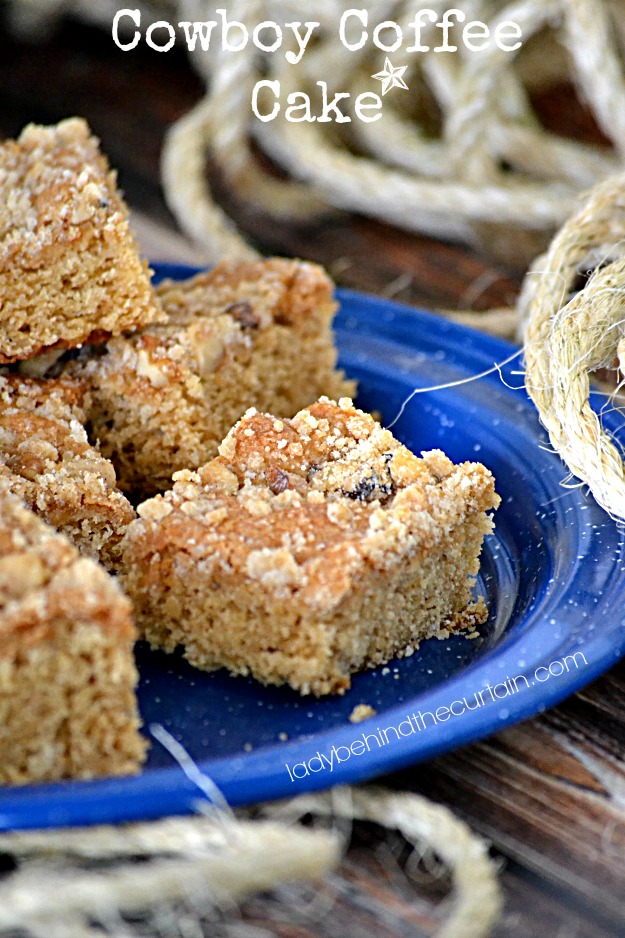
[122,398,499,695]
[0,489,146,784]
[0,117,165,363]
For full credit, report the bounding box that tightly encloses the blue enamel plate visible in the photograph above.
[2,264,625,831]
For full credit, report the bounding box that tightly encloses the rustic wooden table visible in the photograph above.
[2,15,625,937]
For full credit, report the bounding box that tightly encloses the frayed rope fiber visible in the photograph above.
[0,729,502,936]
[523,173,625,520]
[0,783,502,938]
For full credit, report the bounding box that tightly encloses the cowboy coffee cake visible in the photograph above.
[69,259,355,497]
[122,398,499,696]
[0,373,134,570]
[0,488,146,784]
[0,117,165,364]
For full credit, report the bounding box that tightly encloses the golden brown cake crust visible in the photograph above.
[0,373,135,569]
[122,398,500,696]
[0,491,135,650]
[155,258,342,328]
[0,117,165,363]
[67,257,355,498]
[0,489,146,784]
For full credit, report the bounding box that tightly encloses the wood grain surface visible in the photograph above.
[1,13,624,937]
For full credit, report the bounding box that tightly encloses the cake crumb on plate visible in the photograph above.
[349,704,377,723]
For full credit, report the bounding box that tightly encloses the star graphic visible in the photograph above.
[371,58,409,96]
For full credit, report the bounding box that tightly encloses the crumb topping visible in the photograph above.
[0,374,134,566]
[0,374,112,488]
[0,489,132,633]
[0,118,122,263]
[128,399,499,612]
[0,117,165,364]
